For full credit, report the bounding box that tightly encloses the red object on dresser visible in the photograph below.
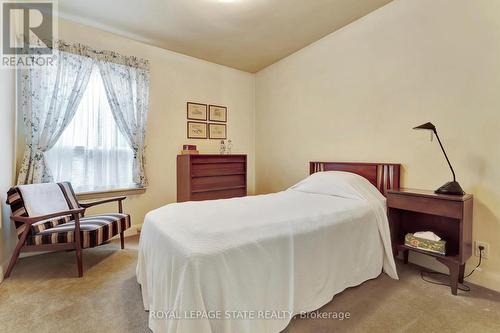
[177,154,247,202]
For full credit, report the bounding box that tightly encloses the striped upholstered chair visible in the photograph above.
[4,182,131,278]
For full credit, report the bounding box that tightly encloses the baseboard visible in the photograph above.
[106,224,139,241]
[125,224,140,237]
[467,269,500,293]
[407,252,500,293]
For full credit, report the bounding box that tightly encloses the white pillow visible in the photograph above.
[289,171,382,201]
[18,183,70,216]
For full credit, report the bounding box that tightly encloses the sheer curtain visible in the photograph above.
[98,58,150,187]
[46,66,134,192]
[17,50,94,184]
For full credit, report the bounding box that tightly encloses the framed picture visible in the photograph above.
[187,102,208,121]
[208,123,227,139]
[209,105,227,122]
[187,121,207,139]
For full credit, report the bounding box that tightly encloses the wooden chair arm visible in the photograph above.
[10,208,85,225]
[79,196,126,213]
[79,196,126,208]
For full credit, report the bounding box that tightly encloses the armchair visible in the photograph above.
[5,182,131,278]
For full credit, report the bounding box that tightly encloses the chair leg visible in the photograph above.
[4,242,23,279]
[120,232,124,249]
[75,246,83,277]
[4,228,30,279]
[74,215,83,277]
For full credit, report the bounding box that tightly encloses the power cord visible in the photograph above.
[419,246,484,292]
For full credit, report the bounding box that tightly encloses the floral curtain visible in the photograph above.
[97,59,150,186]
[17,41,150,187]
[45,66,135,192]
[17,50,94,184]
[56,41,149,70]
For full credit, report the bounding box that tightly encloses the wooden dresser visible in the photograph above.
[177,154,247,202]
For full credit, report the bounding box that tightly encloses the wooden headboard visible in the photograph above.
[309,162,401,195]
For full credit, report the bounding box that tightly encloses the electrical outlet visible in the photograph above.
[474,241,489,259]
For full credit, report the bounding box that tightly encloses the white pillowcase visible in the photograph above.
[289,171,382,201]
[18,183,70,216]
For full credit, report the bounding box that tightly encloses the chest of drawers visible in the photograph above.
[177,154,247,202]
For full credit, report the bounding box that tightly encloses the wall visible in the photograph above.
[0,68,16,282]
[6,0,500,292]
[15,19,256,231]
[255,0,500,291]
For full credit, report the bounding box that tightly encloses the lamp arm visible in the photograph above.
[433,130,456,182]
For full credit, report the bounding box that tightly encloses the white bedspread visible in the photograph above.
[137,188,398,333]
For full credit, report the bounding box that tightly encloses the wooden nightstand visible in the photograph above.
[387,189,473,295]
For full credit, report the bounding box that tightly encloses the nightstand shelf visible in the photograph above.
[387,188,473,295]
[396,244,459,262]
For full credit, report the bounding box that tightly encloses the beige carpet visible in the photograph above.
[1,235,499,333]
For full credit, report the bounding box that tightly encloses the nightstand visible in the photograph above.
[387,189,473,295]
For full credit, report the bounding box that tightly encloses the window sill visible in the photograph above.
[76,186,147,200]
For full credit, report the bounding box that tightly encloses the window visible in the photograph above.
[46,65,135,193]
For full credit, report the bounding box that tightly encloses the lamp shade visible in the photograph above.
[413,122,436,131]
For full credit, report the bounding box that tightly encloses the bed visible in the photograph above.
[137,162,401,333]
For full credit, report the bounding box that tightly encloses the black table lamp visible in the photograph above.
[413,122,465,195]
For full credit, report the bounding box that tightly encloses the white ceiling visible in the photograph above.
[59,0,392,73]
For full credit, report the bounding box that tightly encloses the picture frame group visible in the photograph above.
[187,102,227,139]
